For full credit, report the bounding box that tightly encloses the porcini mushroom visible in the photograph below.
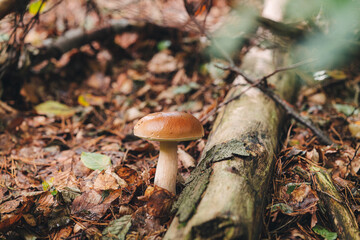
[134,112,204,194]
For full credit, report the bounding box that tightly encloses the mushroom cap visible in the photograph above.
[134,112,204,141]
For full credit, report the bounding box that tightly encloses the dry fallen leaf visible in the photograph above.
[125,107,145,122]
[93,171,119,190]
[178,148,196,169]
[148,50,182,73]
[349,122,360,138]
[113,73,134,95]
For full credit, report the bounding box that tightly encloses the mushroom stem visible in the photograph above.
[154,141,178,194]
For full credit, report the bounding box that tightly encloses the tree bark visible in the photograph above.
[164,0,296,239]
[310,166,360,239]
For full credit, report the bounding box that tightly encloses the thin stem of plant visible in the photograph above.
[221,65,334,146]
[261,58,315,80]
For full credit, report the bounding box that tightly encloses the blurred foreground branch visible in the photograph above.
[0,0,29,20]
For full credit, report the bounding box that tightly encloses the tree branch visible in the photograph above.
[30,19,137,65]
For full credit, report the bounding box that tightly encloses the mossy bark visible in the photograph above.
[310,166,360,239]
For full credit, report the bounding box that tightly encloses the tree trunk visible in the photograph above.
[164,0,296,239]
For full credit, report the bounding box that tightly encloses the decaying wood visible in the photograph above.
[164,2,298,239]
[310,166,360,239]
[30,19,138,65]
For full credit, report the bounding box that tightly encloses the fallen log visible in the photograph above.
[165,53,296,240]
[164,1,299,239]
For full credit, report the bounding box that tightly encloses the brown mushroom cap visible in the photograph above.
[134,112,204,141]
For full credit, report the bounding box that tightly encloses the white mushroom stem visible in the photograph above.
[154,141,178,194]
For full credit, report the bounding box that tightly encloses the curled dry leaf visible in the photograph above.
[125,107,145,122]
[116,166,139,186]
[349,122,360,138]
[148,50,183,73]
[53,225,73,240]
[146,186,176,217]
[114,32,139,49]
[23,214,37,227]
[36,192,56,217]
[306,148,319,163]
[71,190,102,215]
[71,189,121,220]
[307,92,326,105]
[86,73,111,90]
[93,171,119,190]
[178,148,196,169]
[113,73,134,95]
[289,183,318,212]
[0,198,22,214]
[138,185,155,201]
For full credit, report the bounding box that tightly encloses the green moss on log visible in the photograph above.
[173,140,249,223]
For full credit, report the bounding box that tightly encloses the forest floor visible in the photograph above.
[1,0,360,239]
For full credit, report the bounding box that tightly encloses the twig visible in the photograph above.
[350,144,360,162]
[30,19,136,65]
[184,0,234,66]
[261,58,315,80]
[220,64,334,146]
[200,79,262,122]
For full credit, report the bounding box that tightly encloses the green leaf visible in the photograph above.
[35,100,76,118]
[312,225,337,240]
[0,34,9,42]
[42,177,58,196]
[286,184,298,194]
[173,82,200,95]
[42,180,50,191]
[286,182,310,194]
[102,215,132,240]
[29,0,46,15]
[157,40,171,51]
[333,103,358,116]
[81,152,111,171]
[270,203,293,214]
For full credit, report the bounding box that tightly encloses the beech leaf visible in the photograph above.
[29,0,46,15]
[35,101,76,118]
[312,225,337,240]
[81,152,111,171]
[102,215,132,240]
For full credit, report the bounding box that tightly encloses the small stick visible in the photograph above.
[261,58,315,80]
[200,79,262,122]
[221,64,334,146]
